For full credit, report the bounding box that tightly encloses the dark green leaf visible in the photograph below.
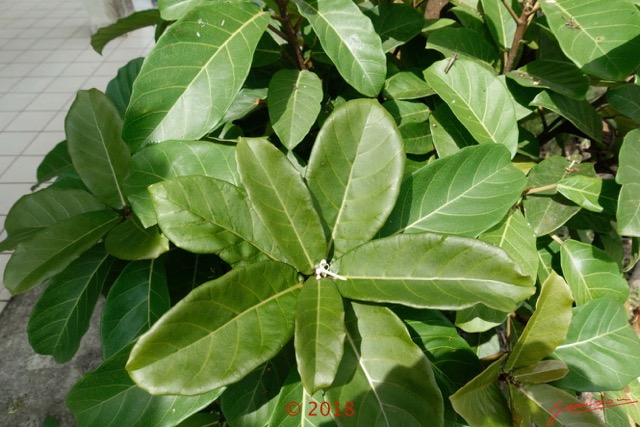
[104,217,169,261]
[557,175,620,214]
[512,360,569,384]
[399,122,433,155]
[34,140,73,189]
[365,3,424,52]
[607,84,640,123]
[508,60,590,99]
[91,10,162,55]
[106,57,144,118]
[455,305,508,333]
[531,90,603,142]
[221,87,267,123]
[429,102,475,157]
[382,100,430,125]
[252,32,282,67]
[426,27,499,65]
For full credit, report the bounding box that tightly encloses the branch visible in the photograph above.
[274,0,307,70]
[501,0,520,23]
[503,1,539,73]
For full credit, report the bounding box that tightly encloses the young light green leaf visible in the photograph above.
[66,89,130,208]
[383,71,434,100]
[125,139,238,228]
[560,239,629,305]
[268,69,323,150]
[292,0,386,96]
[531,90,603,142]
[335,233,534,312]
[557,175,620,214]
[617,183,640,237]
[295,278,345,395]
[237,138,327,274]
[607,84,640,123]
[616,129,640,185]
[365,3,424,52]
[127,261,302,395]
[325,302,444,427]
[267,369,332,427]
[426,27,499,65]
[306,99,404,256]
[28,245,114,363]
[382,144,526,237]
[106,57,144,118]
[480,0,518,50]
[104,217,169,261]
[424,57,519,156]
[554,298,640,391]
[507,60,590,99]
[34,140,73,189]
[506,272,573,371]
[512,360,569,384]
[67,345,222,426]
[538,0,640,81]
[91,10,162,55]
[101,259,170,359]
[3,210,120,295]
[123,3,270,148]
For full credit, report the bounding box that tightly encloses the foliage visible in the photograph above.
[2,0,640,425]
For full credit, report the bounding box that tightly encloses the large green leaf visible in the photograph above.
[3,210,120,294]
[560,239,629,306]
[237,138,327,274]
[106,57,144,119]
[538,0,640,81]
[125,139,238,228]
[34,140,73,189]
[101,259,170,359]
[598,379,640,427]
[616,128,640,185]
[507,60,590,99]
[383,71,434,100]
[554,298,640,391]
[295,278,345,395]
[429,102,475,157]
[480,0,518,50]
[335,233,534,312]
[306,99,404,256]
[268,69,323,150]
[221,87,268,124]
[122,3,270,148]
[292,0,386,96]
[424,58,519,156]
[126,261,303,395]
[505,272,573,371]
[325,302,444,426]
[556,175,620,214]
[512,360,569,384]
[608,84,640,123]
[28,246,114,363]
[67,345,221,427]
[382,144,526,237]
[149,175,283,265]
[382,100,430,126]
[365,3,424,52]
[617,183,640,236]
[91,10,162,55]
[104,217,169,260]
[157,0,243,20]
[426,27,499,65]
[531,90,603,142]
[66,89,130,208]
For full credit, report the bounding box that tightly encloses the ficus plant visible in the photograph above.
[2,0,640,425]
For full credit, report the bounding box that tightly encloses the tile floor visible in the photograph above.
[0,0,156,313]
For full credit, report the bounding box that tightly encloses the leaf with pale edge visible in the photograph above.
[557,175,619,214]
[91,10,162,55]
[106,57,144,118]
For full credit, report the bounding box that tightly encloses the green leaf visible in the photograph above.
[237,138,327,274]
[608,83,640,123]
[557,175,620,214]
[325,302,444,426]
[125,139,238,228]
[268,69,323,150]
[480,0,518,50]
[449,355,511,427]
[295,278,345,394]
[382,100,430,125]
[149,175,282,265]
[101,259,170,359]
[507,60,590,99]
[617,183,640,236]
[157,0,244,20]
[34,140,73,189]
[292,0,386,96]
[91,10,162,55]
[455,305,508,333]
[554,298,640,391]
[27,246,114,363]
[3,210,120,294]
[506,272,573,370]
[538,0,640,81]
[104,217,169,260]
[335,233,534,312]
[424,57,519,156]
[382,144,526,236]
[365,3,425,52]
[123,3,270,148]
[67,345,221,426]
[306,99,404,256]
[512,360,569,384]
[106,57,144,118]
[426,27,499,65]
[429,102,475,157]
[221,87,268,124]
[127,261,303,395]
[66,89,130,208]
[252,32,282,67]
[560,239,629,306]
[531,90,603,142]
[537,236,562,284]
[399,122,433,155]
[383,71,434,100]
[598,379,640,427]
[616,128,640,185]
[479,209,538,280]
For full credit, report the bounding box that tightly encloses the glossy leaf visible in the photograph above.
[531,90,603,142]
[34,140,73,188]
[295,278,345,394]
[335,233,534,312]
[325,302,444,426]
[608,84,640,123]
[104,217,169,261]
[383,71,434,100]
[237,138,327,274]
[123,3,270,147]
[507,60,589,99]
[66,89,130,208]
[28,246,114,363]
[560,239,629,306]
[3,210,120,294]
[429,102,475,157]
[382,100,430,125]
[455,305,508,333]
[106,57,144,118]
[557,175,620,214]
[267,369,332,427]
[616,128,640,185]
[306,99,404,256]
[101,260,170,359]
[125,139,238,228]
[91,10,162,55]
[292,0,386,96]
[512,360,569,384]
[506,272,573,370]
[399,122,433,155]
[480,0,518,50]
[268,69,323,150]
[424,57,519,156]
[127,261,303,395]
[617,183,640,236]
[426,27,499,65]
[538,0,640,81]
[157,0,242,21]
[554,298,640,391]
[365,3,424,52]
[382,144,526,236]
[67,345,221,426]
[221,87,267,124]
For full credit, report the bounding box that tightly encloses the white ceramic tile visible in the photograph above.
[2,38,37,51]
[48,76,87,93]
[0,215,5,232]
[10,77,55,94]
[0,184,31,213]
[81,75,112,91]
[105,48,146,63]
[0,63,37,78]
[35,18,63,29]
[0,254,11,301]
[13,50,51,64]
[26,93,73,111]
[28,62,68,77]
[0,77,19,92]
[94,61,123,77]
[63,62,101,77]
[23,132,64,155]
[5,18,37,29]
[0,156,43,183]
[0,29,18,39]
[5,111,56,132]
[43,111,66,132]
[0,156,15,175]
[34,38,67,50]
[0,93,37,112]
[46,48,83,63]
[17,27,51,39]
[0,132,38,155]
[0,51,21,64]
[0,112,18,130]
